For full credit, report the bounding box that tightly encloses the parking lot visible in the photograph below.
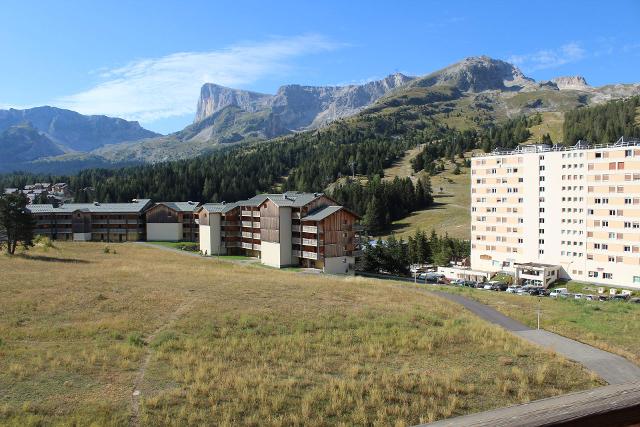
[414,272,640,304]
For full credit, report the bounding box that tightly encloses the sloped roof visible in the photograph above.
[153,201,200,212]
[198,202,239,214]
[240,192,325,208]
[302,205,344,221]
[26,199,152,214]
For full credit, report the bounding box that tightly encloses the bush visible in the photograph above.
[127,332,144,347]
[103,246,110,254]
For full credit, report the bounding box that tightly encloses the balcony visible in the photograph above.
[292,237,301,244]
[222,221,239,226]
[252,222,260,228]
[302,225,317,233]
[302,238,317,246]
[241,221,253,227]
[241,242,253,249]
[242,231,253,238]
[292,212,301,219]
[254,244,261,251]
[225,241,242,248]
[252,211,260,218]
[292,250,301,257]
[221,231,241,237]
[292,225,301,232]
[302,251,318,260]
[252,233,260,239]
[241,210,252,217]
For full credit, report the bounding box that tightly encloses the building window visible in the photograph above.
[603,273,613,279]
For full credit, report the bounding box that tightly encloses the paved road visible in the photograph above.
[411,286,640,385]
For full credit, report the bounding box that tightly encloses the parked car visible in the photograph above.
[549,288,569,298]
[527,287,547,296]
[584,295,596,301]
[474,282,486,289]
[506,286,521,294]
[574,293,583,299]
[450,279,465,286]
[612,294,630,301]
[482,283,493,290]
[631,298,640,304]
[598,295,609,302]
[463,280,478,288]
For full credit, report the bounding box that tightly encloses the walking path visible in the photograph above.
[411,286,640,385]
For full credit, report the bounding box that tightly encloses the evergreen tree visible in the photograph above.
[0,193,35,255]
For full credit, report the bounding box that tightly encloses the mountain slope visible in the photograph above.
[10,56,640,172]
[0,106,160,152]
[88,73,415,163]
[0,122,64,163]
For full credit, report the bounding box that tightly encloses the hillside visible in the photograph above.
[16,55,640,172]
[0,122,64,164]
[0,106,159,172]
[0,242,599,425]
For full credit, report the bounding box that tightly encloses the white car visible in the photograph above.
[506,286,521,293]
[549,288,569,298]
[574,293,583,299]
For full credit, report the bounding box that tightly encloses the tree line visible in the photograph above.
[330,175,433,232]
[360,229,470,275]
[563,96,640,145]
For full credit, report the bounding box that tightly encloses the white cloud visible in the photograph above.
[508,42,586,72]
[54,34,340,124]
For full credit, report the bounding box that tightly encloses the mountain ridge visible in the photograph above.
[6,56,640,172]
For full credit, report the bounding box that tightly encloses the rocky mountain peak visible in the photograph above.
[552,76,590,90]
[414,55,535,92]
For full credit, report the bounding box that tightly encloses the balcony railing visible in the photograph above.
[292,250,301,257]
[292,225,301,232]
[302,225,318,234]
[252,211,260,218]
[241,242,253,249]
[254,244,261,250]
[241,210,252,217]
[252,222,260,228]
[242,231,253,238]
[225,241,242,248]
[252,233,261,239]
[241,221,253,227]
[222,221,240,226]
[302,251,318,260]
[292,237,301,244]
[302,238,317,246]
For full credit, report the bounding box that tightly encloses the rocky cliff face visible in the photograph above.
[552,76,590,90]
[193,73,414,131]
[0,106,160,152]
[195,85,271,122]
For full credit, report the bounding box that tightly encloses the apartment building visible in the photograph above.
[197,192,360,274]
[27,199,152,242]
[470,139,640,289]
[145,201,200,241]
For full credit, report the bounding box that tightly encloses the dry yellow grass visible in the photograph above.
[0,243,601,425]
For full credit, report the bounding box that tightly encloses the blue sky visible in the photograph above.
[2,0,639,134]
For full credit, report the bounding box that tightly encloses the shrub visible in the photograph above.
[127,332,144,347]
[103,246,110,254]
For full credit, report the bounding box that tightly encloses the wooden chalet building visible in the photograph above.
[145,201,200,241]
[197,192,361,274]
[26,199,152,242]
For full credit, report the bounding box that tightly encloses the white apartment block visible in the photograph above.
[470,139,640,289]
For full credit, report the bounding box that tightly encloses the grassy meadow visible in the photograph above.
[382,157,471,240]
[431,285,640,365]
[0,243,602,426]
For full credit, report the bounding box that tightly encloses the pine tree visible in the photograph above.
[0,193,35,255]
